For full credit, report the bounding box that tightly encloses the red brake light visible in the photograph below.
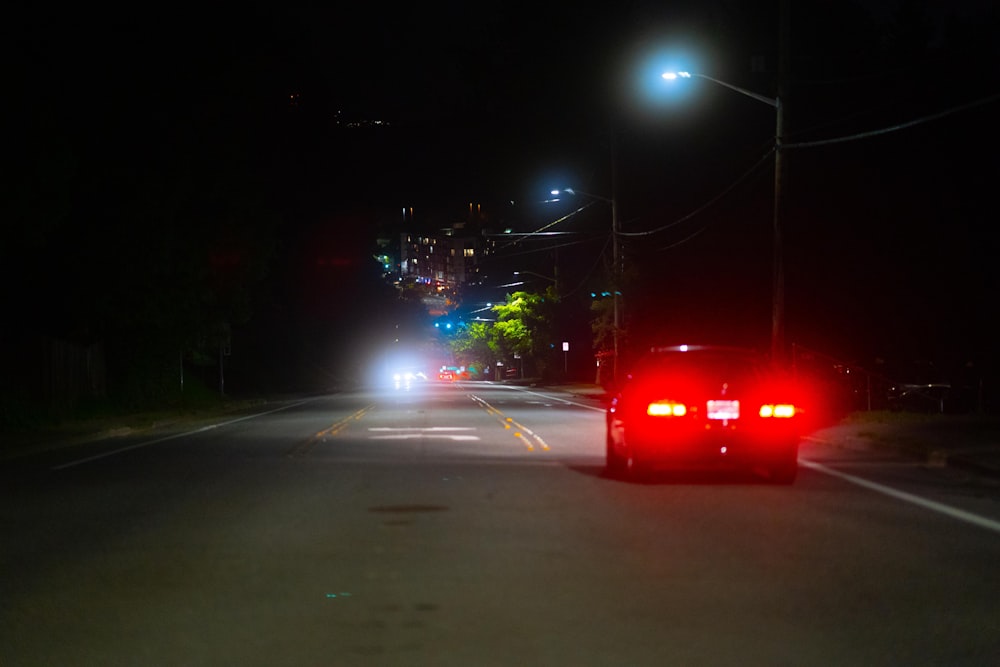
[647,401,687,417]
[759,404,796,418]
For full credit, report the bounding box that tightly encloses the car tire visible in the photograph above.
[767,448,799,484]
[606,430,626,476]
[624,441,650,481]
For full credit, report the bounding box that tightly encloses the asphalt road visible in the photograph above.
[2,381,999,666]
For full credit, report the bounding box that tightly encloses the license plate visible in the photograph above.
[707,400,740,420]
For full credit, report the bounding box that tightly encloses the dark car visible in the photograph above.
[606,345,801,483]
[887,382,954,413]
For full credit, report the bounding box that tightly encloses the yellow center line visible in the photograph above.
[288,404,375,458]
[317,404,374,437]
[468,394,550,452]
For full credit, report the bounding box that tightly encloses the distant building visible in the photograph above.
[399,224,492,288]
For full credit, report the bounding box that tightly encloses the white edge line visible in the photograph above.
[52,398,321,470]
[492,385,606,413]
[369,435,480,441]
[800,458,1000,535]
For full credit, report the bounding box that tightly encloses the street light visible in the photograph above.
[555,187,622,381]
[513,270,558,287]
[662,71,779,109]
[662,68,786,364]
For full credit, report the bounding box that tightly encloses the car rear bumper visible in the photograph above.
[636,437,797,467]
[611,419,799,469]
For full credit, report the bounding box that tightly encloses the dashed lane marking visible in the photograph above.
[287,405,375,459]
[468,394,551,452]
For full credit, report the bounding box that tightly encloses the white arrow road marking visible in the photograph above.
[368,427,476,432]
[369,434,480,441]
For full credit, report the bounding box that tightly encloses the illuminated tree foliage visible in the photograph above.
[449,288,559,379]
[449,321,495,377]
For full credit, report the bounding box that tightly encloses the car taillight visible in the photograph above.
[647,401,687,417]
[759,404,796,418]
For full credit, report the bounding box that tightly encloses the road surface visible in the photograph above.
[2,381,999,665]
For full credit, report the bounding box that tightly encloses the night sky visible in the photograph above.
[5,1,999,397]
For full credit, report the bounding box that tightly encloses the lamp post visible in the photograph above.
[661,67,786,364]
[554,188,622,382]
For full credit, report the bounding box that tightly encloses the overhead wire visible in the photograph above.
[493,202,597,251]
[607,91,998,254]
[617,147,776,239]
[559,233,613,299]
[478,92,997,295]
[783,92,1000,149]
[491,235,605,259]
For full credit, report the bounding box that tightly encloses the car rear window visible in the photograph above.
[637,352,767,383]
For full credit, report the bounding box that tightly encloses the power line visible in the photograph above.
[784,92,1000,150]
[494,202,597,251]
[654,225,712,253]
[491,235,605,260]
[560,233,613,299]
[609,91,998,250]
[617,148,775,238]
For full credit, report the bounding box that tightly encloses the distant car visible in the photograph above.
[606,345,801,483]
[437,369,456,381]
[887,383,950,413]
[391,368,427,390]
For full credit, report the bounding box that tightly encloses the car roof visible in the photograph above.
[645,344,764,357]
[632,345,771,374]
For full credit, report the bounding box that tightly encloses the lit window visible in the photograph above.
[464,248,475,257]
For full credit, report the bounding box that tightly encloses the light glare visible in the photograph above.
[774,404,796,418]
[625,38,706,113]
[648,402,686,417]
[759,404,796,418]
